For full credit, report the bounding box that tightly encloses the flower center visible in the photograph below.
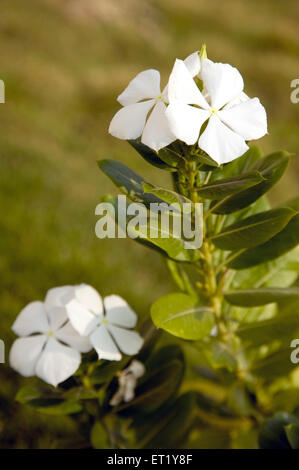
[210,107,218,115]
[102,317,108,325]
[155,94,163,102]
[47,329,54,337]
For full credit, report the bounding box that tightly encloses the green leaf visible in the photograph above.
[151,293,214,340]
[142,393,196,449]
[222,145,263,177]
[15,385,82,415]
[237,313,299,349]
[133,223,202,262]
[211,151,290,214]
[158,146,184,169]
[128,139,173,170]
[143,182,192,207]
[258,413,299,449]
[98,159,161,205]
[197,171,264,200]
[285,424,299,449]
[90,421,110,449]
[32,400,83,415]
[225,287,299,307]
[89,359,128,385]
[210,207,296,250]
[229,212,299,269]
[101,194,202,262]
[16,386,42,404]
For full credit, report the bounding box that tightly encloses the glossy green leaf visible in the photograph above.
[253,348,296,381]
[225,287,299,307]
[16,386,43,404]
[151,293,214,340]
[143,182,192,207]
[258,413,299,449]
[90,421,110,449]
[237,313,299,349]
[15,385,82,415]
[229,212,299,269]
[211,151,290,214]
[89,358,128,385]
[144,393,196,449]
[128,139,173,170]
[222,145,263,177]
[197,171,264,200]
[98,159,161,205]
[285,424,299,449]
[210,207,296,250]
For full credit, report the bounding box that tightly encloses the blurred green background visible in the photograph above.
[0,0,298,447]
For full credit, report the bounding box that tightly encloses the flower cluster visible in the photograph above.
[10,284,144,387]
[109,47,267,164]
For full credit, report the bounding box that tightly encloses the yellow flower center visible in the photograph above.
[210,107,218,115]
[47,330,54,337]
[102,317,108,325]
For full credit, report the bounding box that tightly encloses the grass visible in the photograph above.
[0,0,298,447]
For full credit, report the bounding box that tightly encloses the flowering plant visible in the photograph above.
[11,46,299,449]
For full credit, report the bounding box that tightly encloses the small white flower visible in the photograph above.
[109,359,145,406]
[63,284,144,361]
[166,58,267,165]
[108,54,199,152]
[9,286,92,387]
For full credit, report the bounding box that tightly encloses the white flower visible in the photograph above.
[166,58,267,165]
[9,286,92,387]
[109,359,145,406]
[108,54,199,152]
[63,284,144,361]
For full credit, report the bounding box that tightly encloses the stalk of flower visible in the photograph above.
[109,360,145,406]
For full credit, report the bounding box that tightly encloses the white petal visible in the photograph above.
[108,325,144,356]
[201,59,244,110]
[65,298,99,336]
[117,69,161,106]
[104,295,137,328]
[9,335,46,377]
[218,97,267,140]
[109,100,155,140]
[12,301,49,336]
[168,59,209,109]
[44,286,74,309]
[198,115,248,165]
[74,284,103,315]
[166,102,210,145]
[223,91,250,109]
[90,325,122,361]
[55,321,92,353]
[35,337,81,387]
[141,101,176,151]
[44,286,74,330]
[184,51,201,77]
